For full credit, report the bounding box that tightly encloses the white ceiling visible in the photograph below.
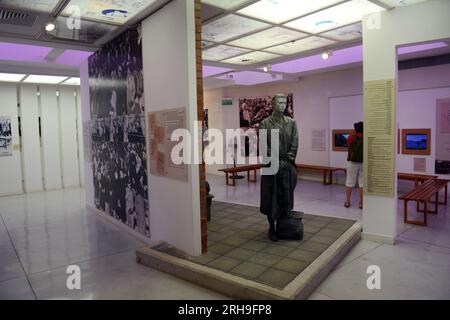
[201,0,430,68]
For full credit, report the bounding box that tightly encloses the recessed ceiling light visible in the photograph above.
[23,75,69,84]
[321,50,333,60]
[263,64,271,72]
[45,23,56,32]
[0,73,26,82]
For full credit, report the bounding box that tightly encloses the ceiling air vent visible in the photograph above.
[0,7,38,27]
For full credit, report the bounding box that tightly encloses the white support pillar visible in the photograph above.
[362,0,450,243]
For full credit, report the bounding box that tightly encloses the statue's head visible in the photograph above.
[272,93,287,113]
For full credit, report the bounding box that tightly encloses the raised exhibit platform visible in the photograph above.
[136,201,362,299]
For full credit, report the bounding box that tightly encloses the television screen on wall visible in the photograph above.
[405,134,427,150]
[335,133,350,148]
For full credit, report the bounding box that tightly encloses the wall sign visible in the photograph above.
[364,79,396,197]
[148,107,188,182]
[0,116,12,157]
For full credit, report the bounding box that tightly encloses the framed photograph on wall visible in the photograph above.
[332,129,355,152]
[401,128,431,155]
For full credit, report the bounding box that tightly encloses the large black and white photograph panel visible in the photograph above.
[239,93,294,131]
[89,25,144,119]
[0,116,12,157]
[88,25,149,237]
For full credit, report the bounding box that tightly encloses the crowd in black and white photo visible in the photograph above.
[0,117,12,156]
[88,25,149,237]
[239,94,294,130]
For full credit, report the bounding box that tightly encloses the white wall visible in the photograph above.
[329,95,364,169]
[142,0,201,256]
[20,84,43,192]
[59,87,80,188]
[362,0,450,243]
[329,87,450,174]
[0,83,82,195]
[0,83,22,196]
[40,85,62,190]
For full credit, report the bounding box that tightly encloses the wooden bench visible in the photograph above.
[399,179,449,226]
[296,164,346,185]
[218,164,262,186]
[397,172,437,187]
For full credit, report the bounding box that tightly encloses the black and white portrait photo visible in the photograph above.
[0,116,12,157]
[88,25,149,237]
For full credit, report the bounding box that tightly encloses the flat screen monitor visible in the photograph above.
[335,133,350,148]
[405,134,427,150]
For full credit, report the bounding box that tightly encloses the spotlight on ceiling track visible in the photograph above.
[321,50,333,60]
[263,64,271,73]
[45,23,56,32]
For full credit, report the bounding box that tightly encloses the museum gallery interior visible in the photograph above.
[0,0,449,300]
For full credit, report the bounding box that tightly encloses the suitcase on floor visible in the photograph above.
[277,211,304,240]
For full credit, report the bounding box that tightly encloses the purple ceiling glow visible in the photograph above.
[397,42,448,55]
[54,50,93,66]
[271,45,362,74]
[0,42,53,62]
[215,71,283,86]
[203,65,233,78]
[0,42,93,66]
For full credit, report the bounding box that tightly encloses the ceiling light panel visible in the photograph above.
[61,0,159,25]
[237,0,344,24]
[0,73,26,82]
[202,14,270,43]
[319,23,362,41]
[201,0,252,10]
[265,36,336,55]
[0,0,59,13]
[203,45,250,61]
[377,0,428,8]
[61,77,81,86]
[227,27,308,50]
[23,75,68,84]
[221,51,281,65]
[285,0,385,34]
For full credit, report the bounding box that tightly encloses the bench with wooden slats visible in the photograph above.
[399,179,449,226]
[296,164,346,185]
[218,164,262,186]
[397,172,437,187]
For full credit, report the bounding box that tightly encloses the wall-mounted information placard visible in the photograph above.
[148,107,188,181]
[364,79,396,197]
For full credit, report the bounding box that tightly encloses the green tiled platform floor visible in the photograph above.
[157,201,357,290]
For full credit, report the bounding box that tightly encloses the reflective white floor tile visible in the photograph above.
[335,240,382,269]
[0,277,35,300]
[0,247,26,282]
[317,241,450,299]
[30,250,227,300]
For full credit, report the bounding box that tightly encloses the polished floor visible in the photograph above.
[0,188,225,299]
[1,176,449,299]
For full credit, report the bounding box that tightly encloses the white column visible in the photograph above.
[59,87,80,188]
[20,84,43,192]
[40,85,62,190]
[362,0,450,243]
[142,0,201,256]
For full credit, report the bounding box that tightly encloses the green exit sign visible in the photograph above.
[222,98,233,106]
